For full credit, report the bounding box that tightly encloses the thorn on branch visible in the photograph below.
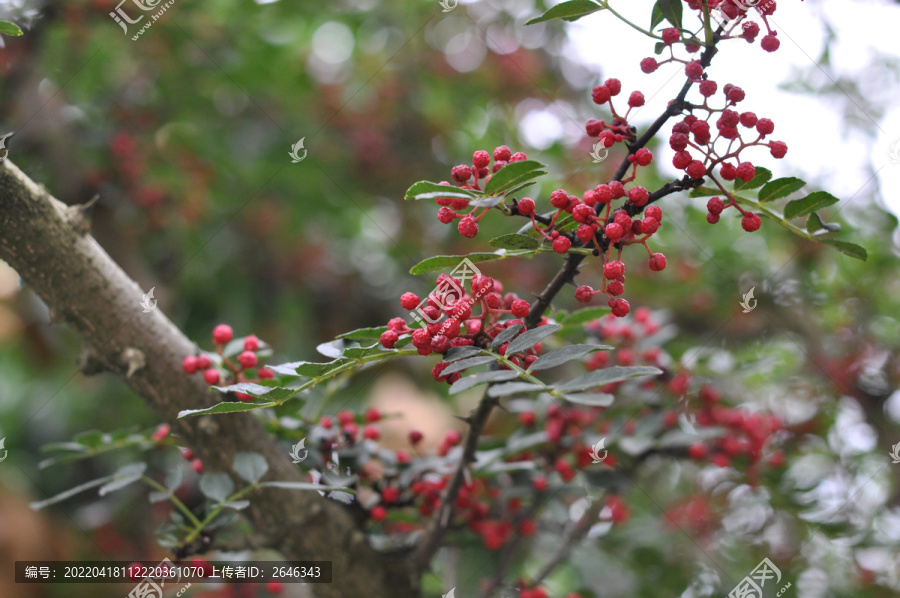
[0,132,13,163]
[47,306,66,325]
[120,347,146,378]
[77,347,108,376]
[67,195,99,235]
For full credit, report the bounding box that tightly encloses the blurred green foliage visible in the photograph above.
[0,0,898,597]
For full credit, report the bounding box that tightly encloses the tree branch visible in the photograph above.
[530,499,604,586]
[0,161,417,598]
[410,393,498,570]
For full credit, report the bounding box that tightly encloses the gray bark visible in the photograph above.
[0,160,418,598]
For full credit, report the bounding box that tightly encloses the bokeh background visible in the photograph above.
[0,0,899,596]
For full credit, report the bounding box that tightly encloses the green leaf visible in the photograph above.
[530,344,610,371]
[556,365,663,392]
[819,239,867,261]
[260,481,352,492]
[443,346,484,362]
[734,166,771,191]
[178,400,277,418]
[783,191,839,220]
[342,343,382,359]
[148,491,170,503]
[503,180,538,199]
[688,186,720,198]
[478,460,536,474]
[98,463,148,496]
[468,196,506,208]
[316,339,346,358]
[758,177,805,202]
[559,306,609,325]
[650,2,665,30]
[487,382,545,397]
[489,233,540,251]
[654,41,666,55]
[73,430,107,449]
[212,382,273,396]
[404,181,477,201]
[442,355,499,375]
[525,0,605,25]
[484,160,546,196]
[806,213,840,234]
[449,370,520,395]
[165,466,184,491]
[505,324,561,356]
[30,475,115,510]
[409,251,532,274]
[337,326,388,341]
[222,500,251,510]
[656,0,683,28]
[199,473,234,502]
[211,383,297,403]
[294,360,343,378]
[657,427,725,448]
[0,21,23,36]
[490,324,524,349]
[233,452,269,484]
[561,392,615,406]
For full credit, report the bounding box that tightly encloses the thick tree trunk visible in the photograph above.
[0,160,418,598]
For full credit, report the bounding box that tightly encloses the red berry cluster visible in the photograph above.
[564,196,666,318]
[663,494,719,538]
[664,74,785,231]
[181,324,274,402]
[150,423,171,443]
[317,407,386,453]
[684,0,781,52]
[148,423,205,473]
[682,384,785,475]
[513,76,671,317]
[585,309,787,479]
[435,145,529,239]
[298,310,787,576]
[180,446,204,474]
[585,77,644,153]
[584,306,663,372]
[380,272,548,381]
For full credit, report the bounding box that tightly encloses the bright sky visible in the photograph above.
[547,0,900,216]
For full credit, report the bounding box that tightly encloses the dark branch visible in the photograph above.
[411,394,499,570]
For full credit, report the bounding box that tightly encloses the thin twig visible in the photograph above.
[410,393,499,569]
[530,499,604,586]
[414,37,722,577]
[481,499,546,597]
